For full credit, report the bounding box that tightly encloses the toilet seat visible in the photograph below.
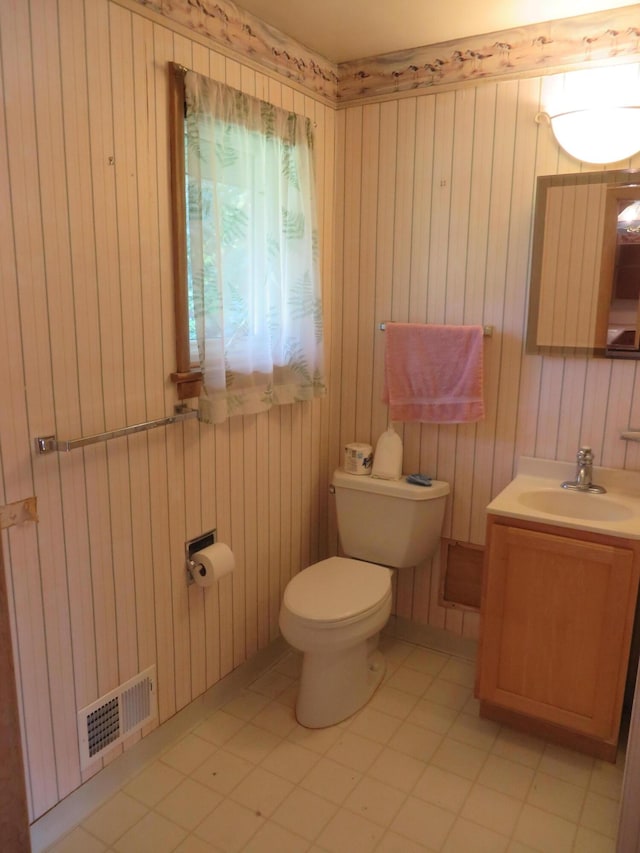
[283,557,392,626]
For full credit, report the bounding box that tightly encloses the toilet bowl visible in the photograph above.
[279,557,392,728]
[280,469,450,729]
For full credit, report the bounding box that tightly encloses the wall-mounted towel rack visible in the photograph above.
[34,405,198,454]
[378,322,494,336]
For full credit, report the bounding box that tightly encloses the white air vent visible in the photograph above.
[77,665,157,769]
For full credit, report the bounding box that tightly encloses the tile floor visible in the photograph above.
[44,636,624,853]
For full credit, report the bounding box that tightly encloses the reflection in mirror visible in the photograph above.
[526,169,640,359]
[601,185,640,357]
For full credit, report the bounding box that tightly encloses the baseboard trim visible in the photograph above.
[479,699,618,763]
[384,615,478,662]
[30,637,288,853]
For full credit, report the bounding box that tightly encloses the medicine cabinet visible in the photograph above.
[526,169,640,358]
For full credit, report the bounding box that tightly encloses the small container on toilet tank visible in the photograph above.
[344,443,373,475]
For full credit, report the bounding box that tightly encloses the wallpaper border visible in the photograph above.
[133,0,640,103]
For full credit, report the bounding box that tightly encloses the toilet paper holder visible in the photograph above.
[185,529,216,585]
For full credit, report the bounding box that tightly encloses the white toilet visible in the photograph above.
[279,469,450,728]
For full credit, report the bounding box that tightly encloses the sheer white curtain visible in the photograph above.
[184,72,326,424]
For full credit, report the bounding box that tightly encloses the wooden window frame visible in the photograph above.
[168,62,202,400]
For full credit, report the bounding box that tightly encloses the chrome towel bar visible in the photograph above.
[34,405,198,454]
[378,322,493,336]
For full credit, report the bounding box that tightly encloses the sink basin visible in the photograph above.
[517,488,634,522]
[486,458,640,538]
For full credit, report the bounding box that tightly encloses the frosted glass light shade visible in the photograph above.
[545,106,640,164]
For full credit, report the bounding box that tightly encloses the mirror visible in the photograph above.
[527,169,640,358]
[601,185,640,356]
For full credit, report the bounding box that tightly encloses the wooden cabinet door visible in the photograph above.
[477,523,639,741]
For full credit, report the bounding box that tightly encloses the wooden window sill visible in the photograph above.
[170,370,203,400]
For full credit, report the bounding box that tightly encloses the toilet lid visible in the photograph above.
[284,557,392,623]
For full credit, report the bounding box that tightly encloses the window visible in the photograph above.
[169,65,326,423]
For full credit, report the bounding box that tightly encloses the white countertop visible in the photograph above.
[487,457,640,539]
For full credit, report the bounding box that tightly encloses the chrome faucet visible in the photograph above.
[561,446,606,494]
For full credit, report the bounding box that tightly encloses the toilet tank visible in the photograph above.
[332,469,450,569]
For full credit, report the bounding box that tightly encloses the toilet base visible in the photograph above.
[295,639,386,728]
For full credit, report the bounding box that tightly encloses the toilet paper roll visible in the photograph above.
[190,542,235,587]
[344,442,373,475]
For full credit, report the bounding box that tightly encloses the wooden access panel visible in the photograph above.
[439,539,483,611]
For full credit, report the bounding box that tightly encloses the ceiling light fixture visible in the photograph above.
[536,105,640,165]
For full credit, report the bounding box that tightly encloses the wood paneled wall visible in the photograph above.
[3,0,640,825]
[333,73,640,642]
[0,0,335,821]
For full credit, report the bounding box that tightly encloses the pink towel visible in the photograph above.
[383,323,485,423]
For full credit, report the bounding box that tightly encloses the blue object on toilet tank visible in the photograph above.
[406,473,432,486]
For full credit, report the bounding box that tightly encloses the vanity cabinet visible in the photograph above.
[476,514,640,761]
